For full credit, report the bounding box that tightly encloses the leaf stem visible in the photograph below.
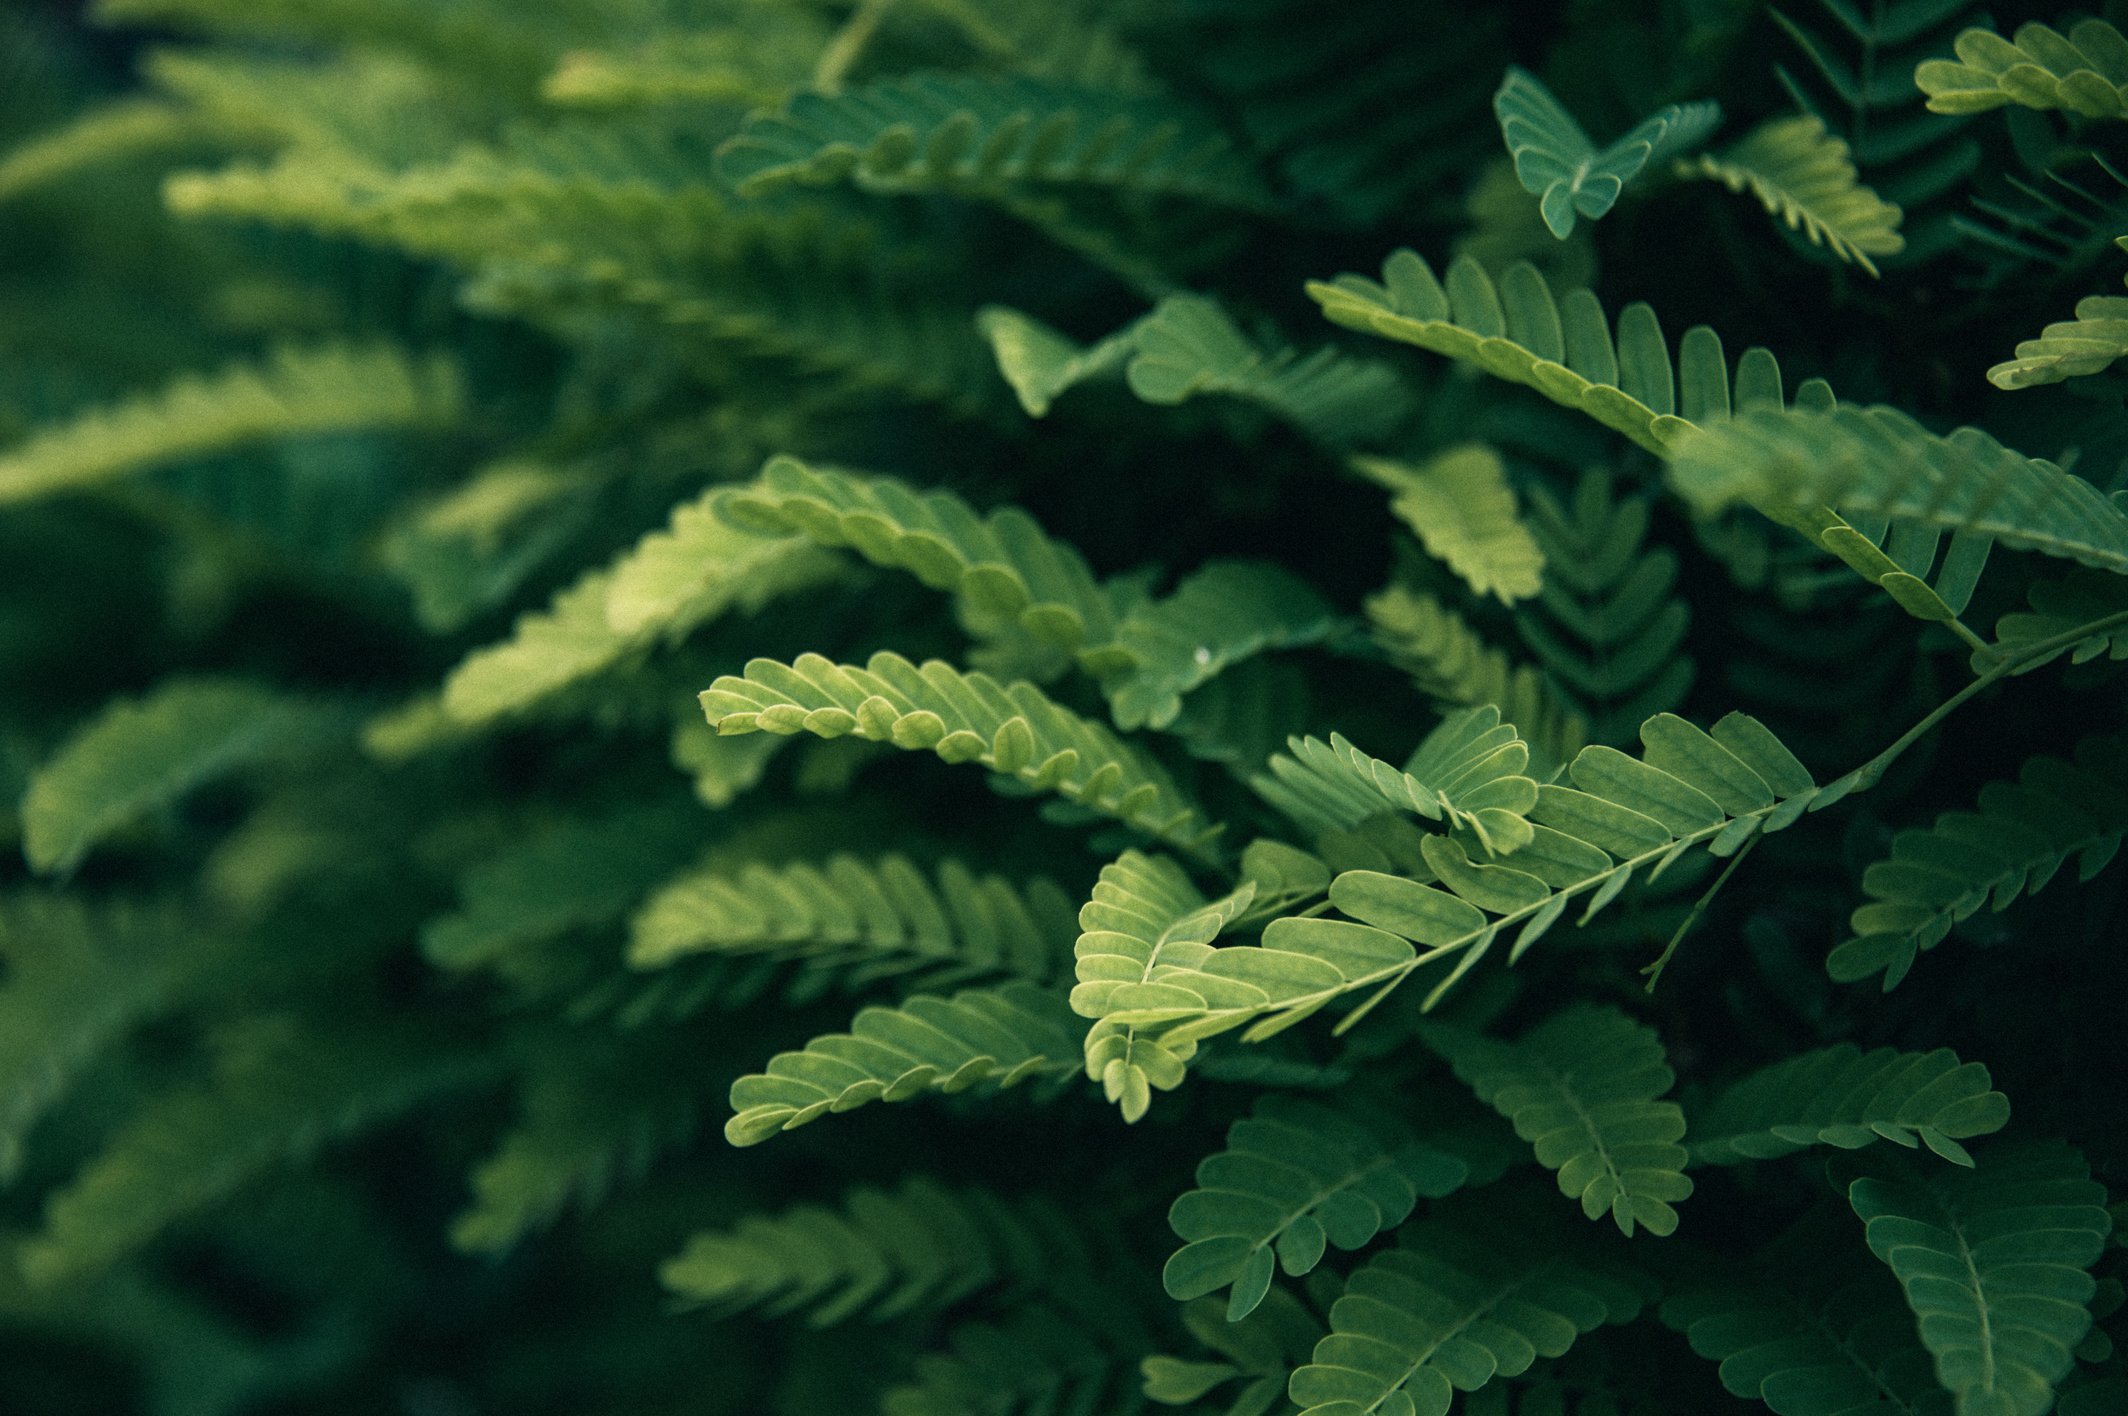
[814,0,895,94]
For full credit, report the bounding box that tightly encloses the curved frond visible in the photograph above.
[1307,249,1820,457]
[1356,445,1545,604]
[0,98,220,204]
[1987,294,2128,390]
[21,1015,489,1286]
[885,1302,1148,1416]
[698,653,1218,858]
[660,1176,1085,1323]
[1664,1273,1953,1416]
[1162,1095,1471,1320]
[1287,1214,1646,1415]
[0,342,461,505]
[1688,1044,2011,1167]
[1143,1287,1326,1413]
[628,853,1076,992]
[1085,560,1342,731]
[724,982,1082,1145]
[713,455,1122,649]
[1424,1005,1692,1237]
[1829,735,2128,989]
[716,74,1273,210]
[1683,114,1904,275]
[1071,849,1256,1122]
[1516,469,1692,745]
[1982,570,2128,675]
[439,492,835,726]
[1493,65,1722,238]
[1918,21,2128,118]
[0,895,216,1181]
[1846,1142,2114,1416]
[1667,404,2128,585]
[1252,706,1542,857]
[451,1029,709,1255]
[21,678,342,874]
[1366,585,1587,776]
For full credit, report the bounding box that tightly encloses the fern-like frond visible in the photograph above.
[1982,570,2128,674]
[1517,470,1693,746]
[0,98,223,204]
[1355,446,1545,604]
[1084,560,1342,731]
[713,455,1122,649]
[1683,114,1905,275]
[1115,710,1818,1043]
[1828,735,2128,989]
[1424,1005,1692,1236]
[439,493,835,726]
[1070,849,1257,1122]
[1918,21,2128,118]
[1493,66,1722,238]
[660,1176,1085,1323]
[1143,1287,1325,1413]
[628,853,1075,994]
[978,296,1413,448]
[420,804,704,996]
[450,1028,709,1254]
[382,457,593,633]
[724,982,1081,1145]
[1162,1095,1472,1320]
[1287,1213,1645,1414]
[698,653,1218,858]
[716,74,1273,211]
[0,895,216,1180]
[1668,404,2128,587]
[1365,585,1588,775]
[1987,294,2128,389]
[885,1301,1149,1416]
[541,21,827,109]
[1845,1142,2114,1416]
[1307,249,1821,458]
[21,677,343,874]
[1252,706,1542,857]
[1688,1044,2010,1167]
[22,1014,490,1286]
[1664,1272,1953,1416]
[0,342,461,505]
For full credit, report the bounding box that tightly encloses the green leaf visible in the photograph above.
[1356,445,1545,603]
[1688,1044,2011,1167]
[1682,114,1904,275]
[1493,65,1721,238]
[1845,1142,2113,1416]
[724,983,1083,1145]
[1917,21,2128,118]
[1163,1096,1470,1319]
[1423,1005,1693,1237]
[21,678,343,874]
[1987,294,2128,390]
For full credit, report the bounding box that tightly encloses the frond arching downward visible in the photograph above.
[712,455,1122,650]
[1355,445,1545,604]
[660,1176,1086,1324]
[21,678,343,875]
[1666,404,2128,590]
[627,853,1076,992]
[1828,734,2128,989]
[1683,114,1905,275]
[1423,1005,1693,1237]
[1492,65,1722,238]
[698,653,1218,859]
[1070,849,1256,1122]
[1162,1095,1471,1321]
[1987,294,2128,390]
[0,342,461,505]
[1084,560,1343,731]
[1917,20,2128,118]
[724,983,1082,1145]
[1845,1142,2114,1416]
[1663,1272,1952,1416]
[1687,1044,2011,1167]
[1287,1213,1646,1415]
[716,73,1274,211]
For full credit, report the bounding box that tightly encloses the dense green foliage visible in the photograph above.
[1,1,2124,1413]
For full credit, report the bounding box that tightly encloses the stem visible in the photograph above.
[1642,837,1757,992]
[813,0,895,94]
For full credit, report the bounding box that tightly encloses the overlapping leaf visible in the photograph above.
[1688,1044,2011,1167]
[1493,66,1721,238]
